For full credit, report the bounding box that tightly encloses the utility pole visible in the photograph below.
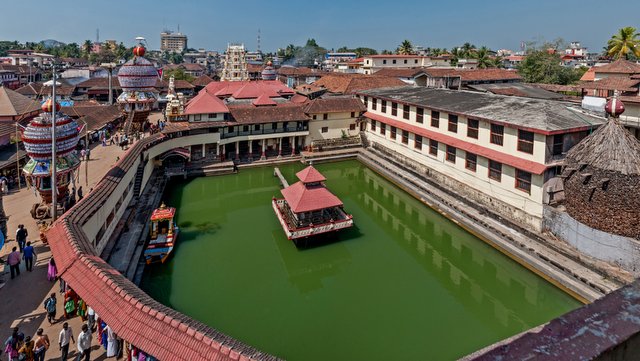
[50,65,57,221]
[101,62,117,105]
[15,124,20,189]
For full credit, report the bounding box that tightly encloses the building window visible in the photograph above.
[323,113,328,120]
[228,126,234,133]
[517,130,534,154]
[414,135,422,150]
[465,152,477,171]
[416,107,423,123]
[414,59,418,64]
[467,119,479,139]
[371,120,376,131]
[552,134,564,155]
[349,123,356,130]
[321,127,328,133]
[448,114,458,133]
[243,125,249,132]
[254,124,260,131]
[208,113,216,119]
[490,124,504,145]
[194,114,202,121]
[380,123,386,135]
[402,130,409,144]
[404,59,408,64]
[429,139,438,155]
[272,122,278,129]
[372,99,377,110]
[393,59,397,64]
[383,60,387,64]
[312,115,317,120]
[350,112,355,118]
[363,96,368,107]
[489,160,502,181]
[392,102,398,116]
[431,111,440,127]
[515,169,532,193]
[446,145,456,163]
[390,126,397,139]
[381,100,387,112]
[403,105,410,120]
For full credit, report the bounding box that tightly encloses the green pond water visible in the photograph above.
[140,160,580,361]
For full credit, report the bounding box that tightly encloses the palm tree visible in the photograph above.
[83,40,93,58]
[397,40,414,55]
[461,42,476,58]
[607,27,640,59]
[474,46,493,69]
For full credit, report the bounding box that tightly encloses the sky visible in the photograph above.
[1,0,639,53]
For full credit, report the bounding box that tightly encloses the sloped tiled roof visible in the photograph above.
[76,77,122,89]
[374,68,428,78]
[173,79,195,89]
[296,165,326,183]
[252,93,277,106]
[0,86,40,116]
[16,81,75,97]
[61,104,123,132]
[581,67,596,81]
[313,74,405,94]
[204,80,294,99]
[303,96,365,114]
[593,59,640,74]
[417,68,521,82]
[281,181,343,213]
[191,74,214,87]
[229,103,310,124]
[184,89,228,115]
[579,77,640,92]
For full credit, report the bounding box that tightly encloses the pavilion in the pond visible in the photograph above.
[273,165,353,240]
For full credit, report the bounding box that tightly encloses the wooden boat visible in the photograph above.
[144,203,179,264]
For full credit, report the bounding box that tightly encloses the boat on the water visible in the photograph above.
[144,203,179,264]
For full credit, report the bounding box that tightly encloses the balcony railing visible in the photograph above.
[221,125,309,139]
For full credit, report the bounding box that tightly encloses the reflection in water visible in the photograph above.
[141,161,579,361]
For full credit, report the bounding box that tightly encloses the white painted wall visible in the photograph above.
[308,112,358,140]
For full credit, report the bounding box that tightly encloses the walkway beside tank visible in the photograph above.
[357,147,622,302]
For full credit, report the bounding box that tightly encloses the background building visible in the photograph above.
[160,31,188,52]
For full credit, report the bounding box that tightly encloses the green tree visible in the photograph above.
[517,50,583,84]
[82,40,93,58]
[397,40,414,55]
[607,26,640,59]
[474,46,493,68]
[163,67,194,82]
[381,49,393,55]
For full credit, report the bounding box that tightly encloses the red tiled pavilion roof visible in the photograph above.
[593,59,640,74]
[252,93,277,106]
[296,165,326,183]
[184,89,228,115]
[281,181,343,213]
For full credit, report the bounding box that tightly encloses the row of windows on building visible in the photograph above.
[363,97,536,155]
[312,112,358,120]
[381,59,420,65]
[370,119,532,193]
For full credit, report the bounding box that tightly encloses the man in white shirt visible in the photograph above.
[58,322,74,361]
[76,324,91,361]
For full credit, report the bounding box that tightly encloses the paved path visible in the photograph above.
[0,132,143,360]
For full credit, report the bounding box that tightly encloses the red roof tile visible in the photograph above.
[580,67,596,81]
[281,181,343,213]
[593,59,640,74]
[302,96,365,114]
[184,89,229,115]
[579,77,640,91]
[252,93,277,106]
[313,74,405,94]
[191,75,214,87]
[296,165,326,183]
[365,111,547,174]
[204,81,294,99]
[228,103,309,124]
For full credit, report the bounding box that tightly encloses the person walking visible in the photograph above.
[80,149,86,161]
[44,293,57,324]
[18,335,34,361]
[33,328,49,361]
[22,241,35,272]
[85,149,90,161]
[75,324,91,361]
[4,327,21,361]
[7,246,21,279]
[15,224,27,252]
[77,186,83,201]
[47,258,57,281]
[58,322,74,361]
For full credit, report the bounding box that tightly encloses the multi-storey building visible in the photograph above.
[357,86,604,231]
[160,31,188,52]
[361,55,452,74]
[220,44,249,81]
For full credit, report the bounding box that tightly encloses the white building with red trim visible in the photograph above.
[357,86,605,231]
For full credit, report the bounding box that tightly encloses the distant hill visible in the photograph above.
[40,39,65,48]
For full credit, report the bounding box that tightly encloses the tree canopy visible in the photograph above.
[163,67,194,82]
[396,40,414,55]
[277,39,327,67]
[607,26,640,60]
[517,50,585,85]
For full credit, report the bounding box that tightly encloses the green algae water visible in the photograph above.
[140,160,579,361]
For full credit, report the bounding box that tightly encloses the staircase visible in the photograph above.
[124,110,136,135]
[133,161,145,198]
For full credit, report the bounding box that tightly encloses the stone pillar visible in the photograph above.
[235,141,240,161]
[248,141,253,161]
[261,140,266,160]
[220,144,226,161]
[202,144,206,158]
[277,137,282,158]
[291,136,295,156]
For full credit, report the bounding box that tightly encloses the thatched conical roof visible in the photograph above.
[565,119,640,175]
